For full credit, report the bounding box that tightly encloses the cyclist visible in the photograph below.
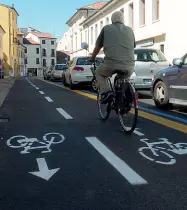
[89,11,136,104]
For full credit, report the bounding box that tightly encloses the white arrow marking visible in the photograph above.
[29,158,59,181]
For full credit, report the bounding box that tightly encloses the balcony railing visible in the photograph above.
[42,52,47,57]
[51,53,55,57]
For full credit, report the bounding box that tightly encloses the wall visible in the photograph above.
[24,44,41,70]
[0,28,5,59]
[39,38,56,67]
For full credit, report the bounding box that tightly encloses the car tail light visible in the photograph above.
[169,63,172,66]
[73,66,84,71]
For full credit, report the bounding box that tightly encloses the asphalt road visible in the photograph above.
[0,77,187,210]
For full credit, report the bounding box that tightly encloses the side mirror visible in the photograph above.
[172,58,182,67]
[81,42,89,50]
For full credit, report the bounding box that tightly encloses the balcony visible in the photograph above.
[51,53,55,57]
[42,52,47,57]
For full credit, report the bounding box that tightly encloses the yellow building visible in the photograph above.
[0,3,19,76]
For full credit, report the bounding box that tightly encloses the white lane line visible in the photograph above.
[45,96,53,102]
[39,91,45,95]
[133,130,145,136]
[56,108,73,120]
[35,87,39,90]
[86,137,148,185]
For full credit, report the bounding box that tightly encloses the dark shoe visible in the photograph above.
[100,91,113,104]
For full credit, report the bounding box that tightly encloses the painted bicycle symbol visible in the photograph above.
[7,133,65,154]
[138,138,187,165]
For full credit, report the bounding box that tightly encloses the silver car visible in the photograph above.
[132,48,171,90]
[92,48,171,91]
[50,64,68,81]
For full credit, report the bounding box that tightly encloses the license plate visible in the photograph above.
[86,76,93,79]
[143,79,152,84]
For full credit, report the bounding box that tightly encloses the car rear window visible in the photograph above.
[76,57,104,66]
[135,49,167,62]
[55,64,67,70]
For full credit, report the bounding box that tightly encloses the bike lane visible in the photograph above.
[27,77,187,209]
[0,78,168,209]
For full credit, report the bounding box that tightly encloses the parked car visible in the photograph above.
[62,56,104,89]
[130,48,171,90]
[151,53,187,108]
[90,48,171,91]
[50,64,68,81]
[44,67,52,80]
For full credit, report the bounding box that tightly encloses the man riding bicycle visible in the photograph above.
[89,11,136,104]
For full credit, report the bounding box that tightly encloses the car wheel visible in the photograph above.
[154,81,172,109]
[92,79,98,91]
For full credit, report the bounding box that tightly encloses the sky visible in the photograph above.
[1,0,106,41]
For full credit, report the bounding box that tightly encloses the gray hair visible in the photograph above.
[111,11,124,24]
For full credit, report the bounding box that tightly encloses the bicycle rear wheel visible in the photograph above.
[97,92,112,121]
[117,82,138,134]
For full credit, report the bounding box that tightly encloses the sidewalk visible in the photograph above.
[0,76,15,108]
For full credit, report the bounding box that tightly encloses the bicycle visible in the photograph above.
[90,61,138,134]
[139,138,187,165]
[7,133,65,154]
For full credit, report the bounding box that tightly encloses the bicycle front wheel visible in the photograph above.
[97,93,112,121]
[117,82,138,134]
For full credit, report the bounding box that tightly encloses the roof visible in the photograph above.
[23,38,40,45]
[82,1,107,9]
[66,1,108,25]
[17,31,24,36]
[0,25,5,33]
[0,3,19,16]
[31,32,56,39]
[81,0,115,26]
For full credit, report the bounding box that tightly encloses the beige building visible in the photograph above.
[61,0,187,63]
[0,25,5,61]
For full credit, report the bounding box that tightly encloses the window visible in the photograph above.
[51,40,54,45]
[76,57,104,66]
[76,36,77,50]
[25,48,27,53]
[42,48,46,56]
[36,48,39,54]
[129,3,134,29]
[51,49,55,57]
[43,59,46,67]
[100,21,103,30]
[85,30,87,42]
[106,17,109,25]
[24,58,27,64]
[120,8,124,14]
[160,44,164,53]
[139,0,146,26]
[36,58,40,64]
[95,24,98,41]
[51,59,55,66]
[42,40,46,44]
[183,56,187,65]
[152,0,159,21]
[135,49,167,62]
[13,47,14,55]
[91,27,93,45]
[80,33,82,45]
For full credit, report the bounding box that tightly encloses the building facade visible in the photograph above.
[63,0,187,63]
[0,25,5,61]
[65,1,107,59]
[0,3,20,76]
[20,30,57,76]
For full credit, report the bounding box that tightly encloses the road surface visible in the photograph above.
[0,77,187,210]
